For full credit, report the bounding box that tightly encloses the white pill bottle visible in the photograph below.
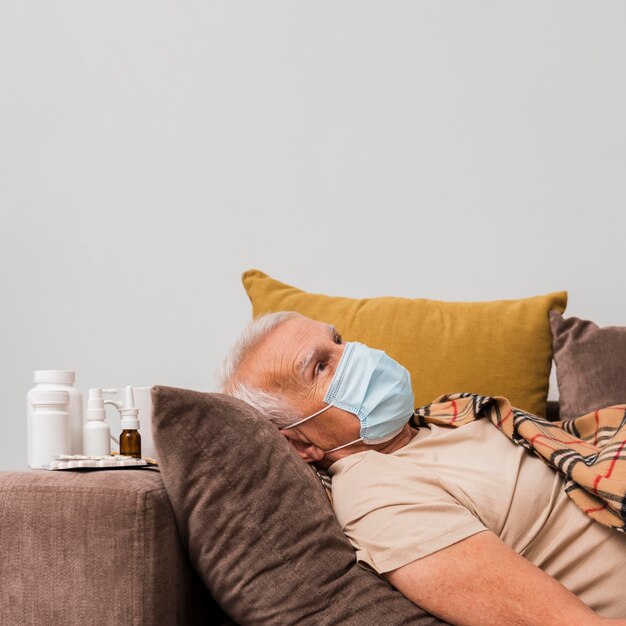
[27,370,84,467]
[29,390,71,468]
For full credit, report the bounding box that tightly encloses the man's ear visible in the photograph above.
[279,429,325,464]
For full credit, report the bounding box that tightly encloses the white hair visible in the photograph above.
[217,311,304,428]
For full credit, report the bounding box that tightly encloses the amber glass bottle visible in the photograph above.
[119,417,141,458]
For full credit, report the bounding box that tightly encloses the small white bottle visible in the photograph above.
[27,370,84,464]
[83,388,111,456]
[30,389,71,468]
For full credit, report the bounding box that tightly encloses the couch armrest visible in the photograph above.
[0,469,230,626]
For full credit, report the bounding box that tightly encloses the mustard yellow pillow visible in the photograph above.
[242,269,567,418]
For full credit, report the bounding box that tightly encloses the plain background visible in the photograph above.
[1,1,624,470]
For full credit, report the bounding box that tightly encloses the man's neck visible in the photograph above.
[376,424,419,454]
[320,424,418,469]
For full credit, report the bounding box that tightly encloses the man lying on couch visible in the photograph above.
[218,311,626,626]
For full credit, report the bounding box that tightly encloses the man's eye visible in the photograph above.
[315,361,328,375]
[334,334,343,345]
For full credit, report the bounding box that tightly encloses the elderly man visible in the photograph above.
[218,311,626,626]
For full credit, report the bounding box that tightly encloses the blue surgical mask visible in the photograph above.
[283,342,415,454]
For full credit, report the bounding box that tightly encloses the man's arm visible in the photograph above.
[384,530,624,626]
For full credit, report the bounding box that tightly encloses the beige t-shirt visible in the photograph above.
[328,419,626,618]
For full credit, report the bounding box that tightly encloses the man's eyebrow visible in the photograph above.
[298,348,319,378]
[298,325,338,378]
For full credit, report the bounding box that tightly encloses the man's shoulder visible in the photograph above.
[329,447,444,507]
[328,450,371,482]
[329,446,406,478]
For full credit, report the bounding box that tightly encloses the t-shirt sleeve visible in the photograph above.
[331,458,487,574]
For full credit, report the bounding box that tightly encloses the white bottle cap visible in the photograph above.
[34,370,75,385]
[119,387,139,429]
[31,389,70,406]
[121,416,140,430]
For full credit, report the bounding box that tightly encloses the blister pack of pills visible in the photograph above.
[46,454,158,470]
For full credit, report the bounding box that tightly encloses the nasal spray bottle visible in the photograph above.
[83,388,111,456]
[114,386,141,458]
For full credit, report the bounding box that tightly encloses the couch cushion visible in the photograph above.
[550,310,626,420]
[242,269,567,417]
[151,385,447,626]
[0,469,221,626]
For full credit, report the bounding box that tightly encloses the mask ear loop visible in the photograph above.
[282,405,364,454]
[281,403,334,430]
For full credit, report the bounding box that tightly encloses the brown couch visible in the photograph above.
[0,468,234,626]
[0,402,560,626]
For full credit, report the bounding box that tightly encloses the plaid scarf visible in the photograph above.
[413,392,626,532]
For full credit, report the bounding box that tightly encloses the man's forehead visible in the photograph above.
[284,316,336,337]
[268,317,336,352]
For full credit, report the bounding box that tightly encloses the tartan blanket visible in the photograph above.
[413,392,626,532]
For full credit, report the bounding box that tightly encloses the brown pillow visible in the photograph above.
[151,386,447,626]
[550,311,626,420]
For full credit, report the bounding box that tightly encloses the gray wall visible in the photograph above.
[1,1,624,470]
